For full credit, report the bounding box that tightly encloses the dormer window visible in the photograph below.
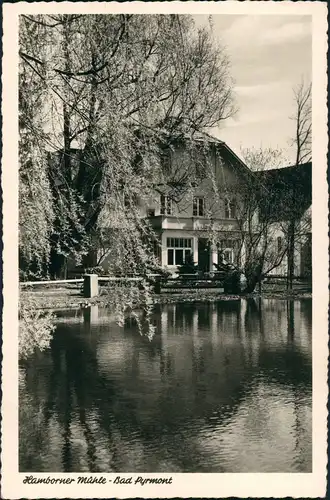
[193,197,205,217]
[160,194,172,215]
[224,198,237,219]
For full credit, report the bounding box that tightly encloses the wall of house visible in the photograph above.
[298,206,312,278]
[267,223,308,278]
[141,143,248,221]
[138,142,260,274]
[265,225,287,277]
[300,233,312,277]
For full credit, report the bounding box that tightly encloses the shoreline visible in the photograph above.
[21,287,312,312]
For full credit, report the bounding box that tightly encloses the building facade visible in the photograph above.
[90,134,311,279]
[137,134,255,274]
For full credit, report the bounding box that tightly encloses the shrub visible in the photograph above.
[84,266,105,276]
[19,294,55,359]
[178,253,198,275]
[223,270,242,294]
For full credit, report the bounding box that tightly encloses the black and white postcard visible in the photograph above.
[1,1,328,498]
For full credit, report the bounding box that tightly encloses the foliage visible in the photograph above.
[101,279,156,340]
[223,270,241,294]
[19,14,235,275]
[19,19,54,275]
[177,253,198,275]
[19,294,56,359]
[19,14,236,338]
[213,260,243,293]
[84,265,105,276]
[240,146,288,172]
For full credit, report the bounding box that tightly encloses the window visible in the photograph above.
[160,195,172,215]
[218,240,239,265]
[223,249,234,264]
[166,238,192,266]
[277,236,283,252]
[224,198,237,219]
[176,249,184,265]
[193,197,205,216]
[167,249,174,265]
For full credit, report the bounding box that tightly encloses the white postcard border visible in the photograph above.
[1,2,328,498]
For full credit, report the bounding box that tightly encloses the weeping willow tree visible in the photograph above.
[19,17,54,278]
[19,14,235,349]
[19,14,235,273]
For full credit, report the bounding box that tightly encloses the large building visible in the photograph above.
[138,133,256,274]
[53,133,311,279]
[133,134,312,278]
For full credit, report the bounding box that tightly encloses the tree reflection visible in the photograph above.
[20,299,312,472]
[287,300,295,340]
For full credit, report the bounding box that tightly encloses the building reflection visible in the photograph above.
[19,298,312,473]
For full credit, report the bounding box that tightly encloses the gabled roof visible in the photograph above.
[165,130,255,180]
[255,162,311,194]
[185,130,224,145]
[217,141,255,180]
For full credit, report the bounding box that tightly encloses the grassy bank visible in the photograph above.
[20,284,312,312]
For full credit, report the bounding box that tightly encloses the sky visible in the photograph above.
[194,15,312,164]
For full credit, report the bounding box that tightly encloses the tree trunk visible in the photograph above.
[287,220,295,291]
[287,299,295,339]
[243,261,263,294]
[244,274,261,294]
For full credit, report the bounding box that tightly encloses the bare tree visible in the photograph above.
[222,148,289,293]
[287,80,312,290]
[240,146,288,172]
[292,81,312,165]
[233,82,312,294]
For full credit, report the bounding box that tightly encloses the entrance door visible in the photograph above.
[198,238,210,273]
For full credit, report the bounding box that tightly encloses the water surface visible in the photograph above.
[19,298,312,472]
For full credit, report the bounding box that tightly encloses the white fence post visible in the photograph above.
[83,274,99,298]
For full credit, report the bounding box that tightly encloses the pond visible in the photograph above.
[19,298,312,473]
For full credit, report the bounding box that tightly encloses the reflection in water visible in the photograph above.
[19,299,312,473]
